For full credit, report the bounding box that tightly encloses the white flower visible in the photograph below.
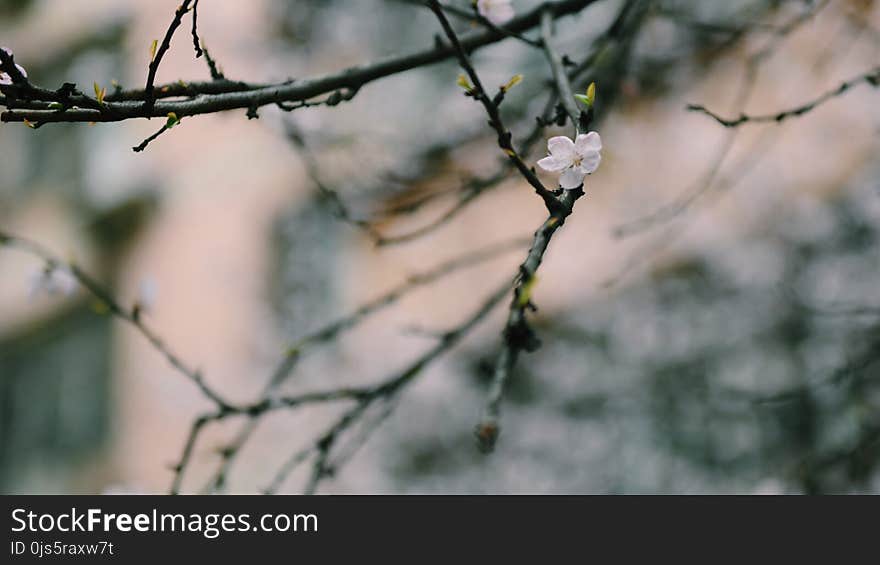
[0,65,26,86]
[537,132,602,189]
[0,46,27,86]
[29,265,79,298]
[477,0,515,25]
[137,276,159,313]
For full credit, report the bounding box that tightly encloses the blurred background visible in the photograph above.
[1,0,879,494]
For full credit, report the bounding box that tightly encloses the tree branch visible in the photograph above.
[426,0,558,211]
[144,0,196,113]
[540,9,581,132]
[476,188,584,451]
[687,66,880,127]
[0,230,232,410]
[179,237,527,493]
[426,0,595,451]
[1,0,600,125]
[263,278,513,494]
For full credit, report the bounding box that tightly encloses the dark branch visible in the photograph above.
[391,0,543,47]
[263,279,513,494]
[187,238,527,493]
[132,116,180,152]
[2,0,600,124]
[426,0,558,211]
[476,188,584,451]
[687,67,880,127]
[191,0,203,58]
[201,45,225,80]
[144,0,195,113]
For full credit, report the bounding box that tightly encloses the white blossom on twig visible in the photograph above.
[537,132,602,189]
[137,276,159,313]
[29,265,78,298]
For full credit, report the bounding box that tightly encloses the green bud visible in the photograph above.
[575,82,597,107]
[501,74,523,92]
[94,82,106,105]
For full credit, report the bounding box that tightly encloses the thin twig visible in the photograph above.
[263,279,513,493]
[687,67,880,128]
[198,237,527,492]
[0,230,231,409]
[191,0,203,58]
[132,118,180,152]
[612,0,835,238]
[540,9,581,132]
[602,128,779,289]
[144,0,195,113]
[201,45,225,80]
[375,90,561,246]
[426,0,558,211]
[169,413,214,495]
[391,0,543,47]
[283,122,382,239]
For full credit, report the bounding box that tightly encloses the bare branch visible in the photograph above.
[391,0,543,47]
[264,278,513,494]
[687,66,880,128]
[1,0,600,125]
[0,230,232,410]
[540,9,581,132]
[426,0,558,211]
[283,122,382,240]
[476,188,584,451]
[132,116,181,152]
[201,44,225,80]
[191,0,203,58]
[144,0,196,113]
[375,89,562,246]
[612,0,837,238]
[196,237,528,493]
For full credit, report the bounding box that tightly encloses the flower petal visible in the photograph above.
[56,270,79,296]
[559,167,585,189]
[577,151,601,175]
[537,154,571,172]
[575,131,602,154]
[547,135,575,159]
[477,0,515,25]
[488,4,515,24]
